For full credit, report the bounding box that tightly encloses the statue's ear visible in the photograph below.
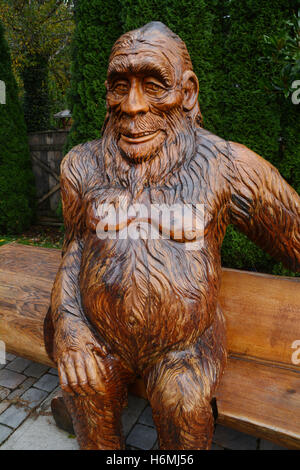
[182,71,199,112]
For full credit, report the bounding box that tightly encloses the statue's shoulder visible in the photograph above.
[194,127,233,163]
[61,139,103,184]
[228,141,278,185]
[228,140,266,168]
[194,129,279,188]
[195,128,265,168]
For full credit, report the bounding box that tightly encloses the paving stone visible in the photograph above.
[34,373,59,392]
[0,405,30,428]
[0,369,26,389]
[5,353,16,361]
[0,386,10,400]
[0,424,12,444]
[0,400,11,414]
[213,425,257,450]
[38,386,60,412]
[1,412,79,450]
[20,388,48,409]
[48,368,58,376]
[24,362,49,378]
[126,424,157,450]
[7,377,36,400]
[6,357,31,373]
[259,439,288,450]
[122,394,148,436]
[138,406,154,427]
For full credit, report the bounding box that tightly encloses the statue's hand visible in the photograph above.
[53,316,110,396]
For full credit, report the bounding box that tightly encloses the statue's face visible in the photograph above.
[106,48,187,162]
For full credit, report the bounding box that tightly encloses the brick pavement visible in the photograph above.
[0,354,288,450]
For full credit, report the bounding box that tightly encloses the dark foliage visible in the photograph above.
[66,0,299,275]
[0,21,35,233]
[21,54,51,132]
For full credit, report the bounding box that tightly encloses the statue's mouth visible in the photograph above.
[120,130,160,144]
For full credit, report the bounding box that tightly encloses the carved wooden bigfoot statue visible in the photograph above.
[44,22,300,450]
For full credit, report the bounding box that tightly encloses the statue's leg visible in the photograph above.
[62,392,124,449]
[62,355,134,450]
[144,310,227,450]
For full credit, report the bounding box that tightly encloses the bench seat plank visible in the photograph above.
[216,357,300,449]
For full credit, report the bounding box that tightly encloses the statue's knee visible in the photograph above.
[148,367,212,420]
[146,350,214,416]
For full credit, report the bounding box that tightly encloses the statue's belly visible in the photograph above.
[79,235,220,369]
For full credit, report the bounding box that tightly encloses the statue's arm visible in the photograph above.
[50,189,92,364]
[228,142,300,272]
[49,148,109,395]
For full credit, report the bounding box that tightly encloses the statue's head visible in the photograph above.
[104,22,201,165]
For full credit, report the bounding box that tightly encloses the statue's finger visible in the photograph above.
[72,358,90,396]
[74,357,95,395]
[85,354,106,394]
[58,362,75,395]
[64,357,83,395]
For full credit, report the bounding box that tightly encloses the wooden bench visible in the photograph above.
[0,242,299,448]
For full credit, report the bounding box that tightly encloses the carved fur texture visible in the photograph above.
[45,22,300,450]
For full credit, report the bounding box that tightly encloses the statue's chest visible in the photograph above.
[83,183,217,247]
[80,182,223,334]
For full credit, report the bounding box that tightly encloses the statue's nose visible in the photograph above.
[121,80,149,116]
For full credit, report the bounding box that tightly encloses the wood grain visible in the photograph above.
[216,358,300,449]
[0,243,56,366]
[1,244,299,370]
[221,268,300,370]
[0,242,299,447]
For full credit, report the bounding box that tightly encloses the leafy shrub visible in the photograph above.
[66,1,299,275]
[0,21,35,233]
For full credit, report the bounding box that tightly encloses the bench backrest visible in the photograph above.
[0,243,299,372]
[220,269,300,371]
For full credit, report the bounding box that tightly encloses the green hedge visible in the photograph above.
[21,54,51,132]
[120,0,222,133]
[0,21,35,233]
[217,0,299,275]
[66,0,299,275]
[65,0,122,150]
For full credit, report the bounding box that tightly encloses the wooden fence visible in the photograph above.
[28,130,69,224]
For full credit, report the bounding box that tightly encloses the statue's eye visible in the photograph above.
[113,82,129,94]
[144,81,165,95]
